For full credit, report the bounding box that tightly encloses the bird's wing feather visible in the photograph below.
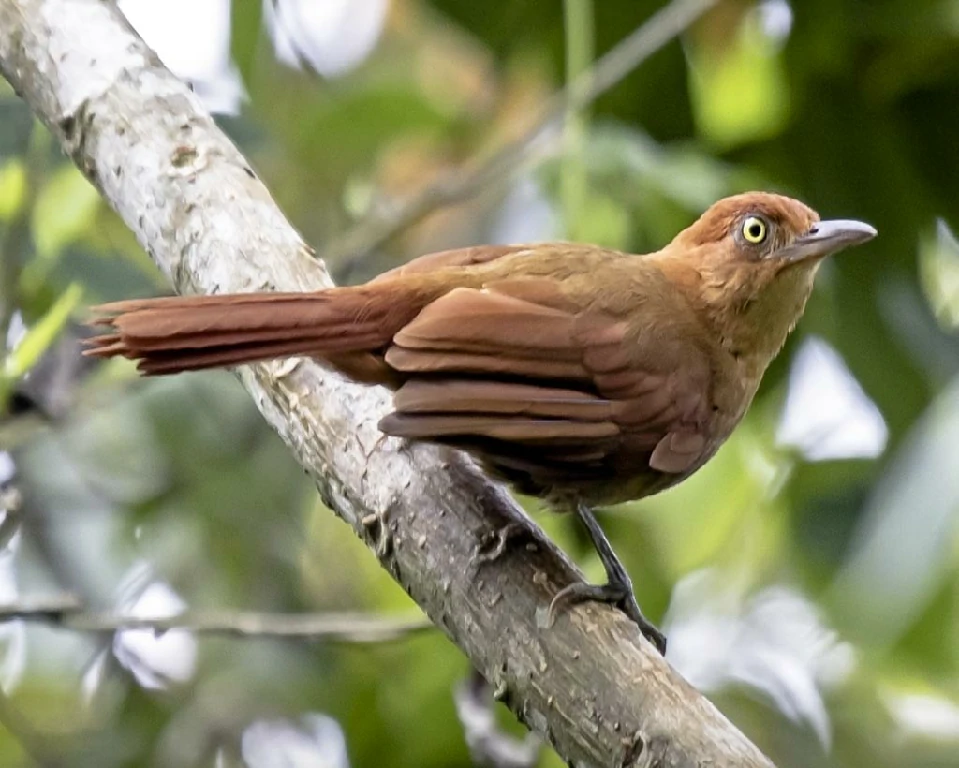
[379,283,712,483]
[373,242,616,281]
[373,245,533,280]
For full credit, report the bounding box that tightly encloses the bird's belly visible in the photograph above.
[479,411,739,511]
[480,443,710,511]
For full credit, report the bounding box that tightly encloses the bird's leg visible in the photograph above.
[549,501,667,655]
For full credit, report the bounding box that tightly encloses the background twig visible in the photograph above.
[323,0,718,271]
[0,596,433,642]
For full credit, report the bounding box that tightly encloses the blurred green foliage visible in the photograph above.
[1,0,958,766]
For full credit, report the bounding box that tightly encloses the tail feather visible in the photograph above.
[84,287,425,376]
[132,338,351,375]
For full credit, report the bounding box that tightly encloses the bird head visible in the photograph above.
[671,191,876,274]
[661,191,877,366]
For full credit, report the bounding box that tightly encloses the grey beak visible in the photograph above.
[780,219,878,263]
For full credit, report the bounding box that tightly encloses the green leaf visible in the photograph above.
[0,159,24,220]
[919,220,959,330]
[31,165,101,259]
[3,282,82,382]
[688,10,790,147]
[571,192,629,249]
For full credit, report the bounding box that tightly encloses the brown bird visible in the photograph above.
[84,192,876,653]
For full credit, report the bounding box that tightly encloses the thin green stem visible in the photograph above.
[562,0,594,241]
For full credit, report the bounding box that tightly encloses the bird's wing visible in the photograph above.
[378,280,713,488]
[372,245,533,280]
[373,242,613,280]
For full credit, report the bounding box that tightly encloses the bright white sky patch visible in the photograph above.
[0,452,14,485]
[777,336,888,461]
[117,0,391,112]
[758,0,793,42]
[886,692,959,742]
[243,714,350,768]
[112,573,197,688]
[118,0,244,114]
[666,570,855,749]
[267,0,389,78]
[0,532,23,693]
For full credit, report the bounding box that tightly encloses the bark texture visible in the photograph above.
[0,1,775,765]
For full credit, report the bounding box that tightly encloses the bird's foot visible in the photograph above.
[558,501,667,655]
[471,521,530,569]
[548,581,667,655]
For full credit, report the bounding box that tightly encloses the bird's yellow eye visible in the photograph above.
[741,215,768,244]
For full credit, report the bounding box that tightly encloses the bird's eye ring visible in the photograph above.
[741,215,768,244]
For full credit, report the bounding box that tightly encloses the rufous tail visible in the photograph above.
[83,287,421,376]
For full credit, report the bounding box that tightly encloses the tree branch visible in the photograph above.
[0,1,773,765]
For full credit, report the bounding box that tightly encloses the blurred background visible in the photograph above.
[1,0,958,765]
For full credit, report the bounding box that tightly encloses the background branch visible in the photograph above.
[0,1,771,765]
[323,0,718,271]
[0,596,433,642]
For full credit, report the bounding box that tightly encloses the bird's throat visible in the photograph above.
[700,260,821,374]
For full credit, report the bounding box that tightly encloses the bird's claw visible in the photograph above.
[548,581,667,655]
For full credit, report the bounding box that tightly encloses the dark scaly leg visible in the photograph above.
[549,501,666,655]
